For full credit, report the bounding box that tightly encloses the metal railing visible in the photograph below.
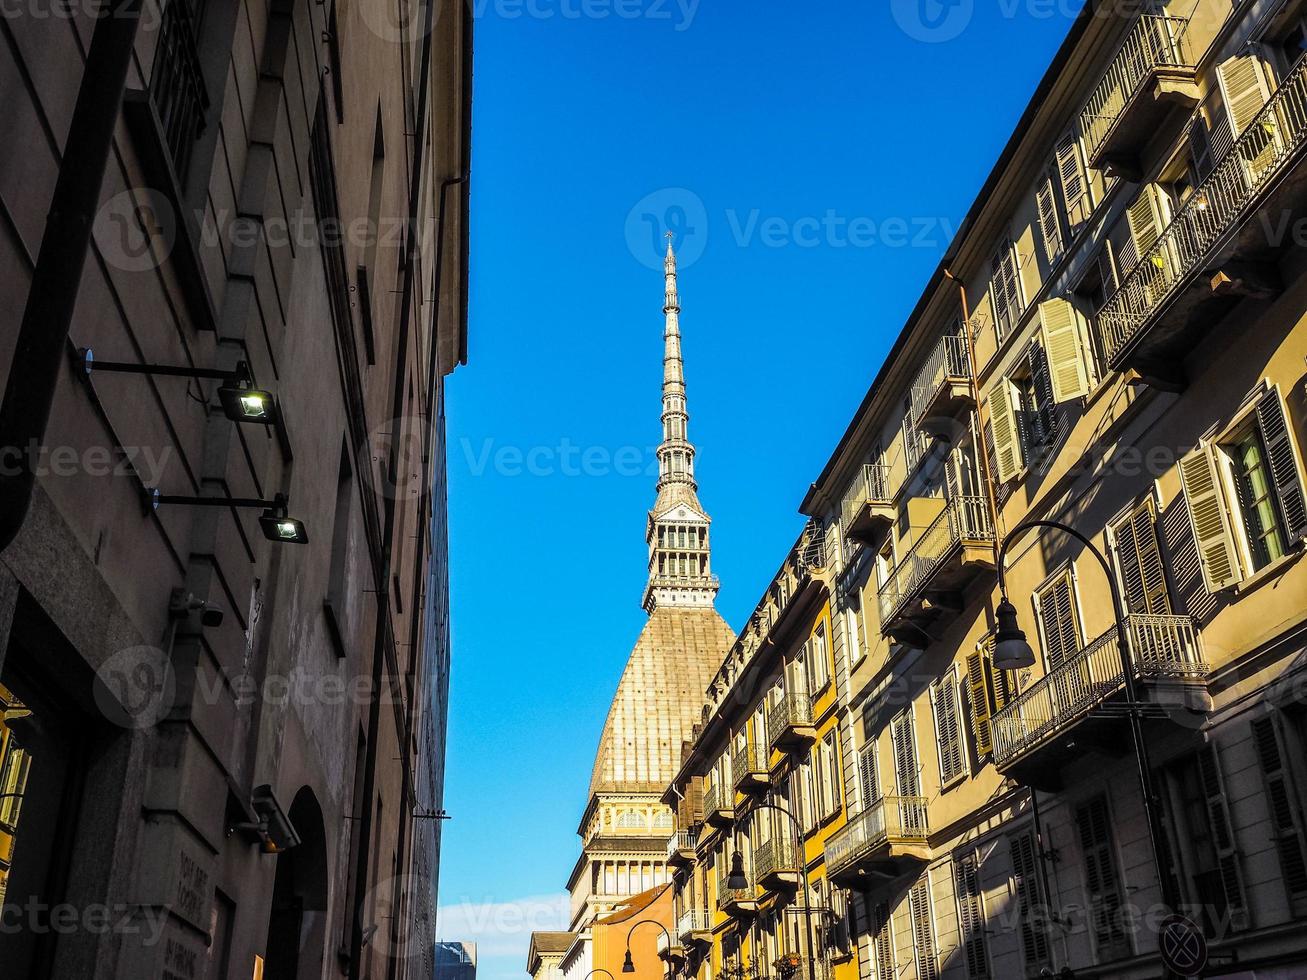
[704,783,730,819]
[1098,56,1307,363]
[666,830,698,862]
[754,836,800,884]
[768,693,814,742]
[877,496,993,625]
[840,463,891,533]
[824,797,929,879]
[792,523,827,575]
[150,0,211,181]
[908,333,972,425]
[732,739,769,784]
[992,614,1207,767]
[1081,14,1192,160]
[677,908,711,940]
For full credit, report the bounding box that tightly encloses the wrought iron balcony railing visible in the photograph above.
[150,0,210,181]
[824,796,929,881]
[908,333,973,427]
[666,830,698,863]
[1098,57,1307,365]
[877,495,993,627]
[676,909,711,942]
[767,693,815,749]
[704,783,733,826]
[754,836,800,889]
[732,739,769,790]
[992,614,1208,768]
[1081,14,1193,162]
[840,463,891,536]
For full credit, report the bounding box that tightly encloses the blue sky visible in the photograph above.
[436,2,1083,978]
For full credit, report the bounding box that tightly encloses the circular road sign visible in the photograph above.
[1160,914,1208,976]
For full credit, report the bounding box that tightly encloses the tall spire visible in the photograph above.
[643,238,719,613]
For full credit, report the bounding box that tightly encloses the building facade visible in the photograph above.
[0,0,470,975]
[665,1,1307,978]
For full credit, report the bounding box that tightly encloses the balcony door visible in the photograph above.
[890,712,920,798]
[1109,498,1173,615]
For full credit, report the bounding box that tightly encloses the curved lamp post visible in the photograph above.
[725,800,817,980]
[994,518,1179,913]
[622,919,673,976]
[583,970,617,980]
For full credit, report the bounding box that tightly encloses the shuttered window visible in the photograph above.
[965,637,1012,761]
[1036,173,1064,264]
[821,730,842,820]
[955,850,990,979]
[891,711,920,797]
[1035,568,1083,670]
[1253,386,1307,544]
[1251,717,1307,914]
[872,901,894,980]
[1010,830,1052,973]
[1037,299,1092,402]
[1217,54,1277,181]
[1110,498,1172,615]
[1124,184,1166,271]
[1179,444,1243,592]
[1076,795,1132,962]
[1056,129,1090,229]
[858,742,880,811]
[989,239,1024,340]
[931,670,966,786]
[908,876,939,980]
[988,378,1023,483]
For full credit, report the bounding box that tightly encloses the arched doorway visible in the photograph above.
[264,787,329,979]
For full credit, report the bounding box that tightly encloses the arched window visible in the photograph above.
[617,811,646,829]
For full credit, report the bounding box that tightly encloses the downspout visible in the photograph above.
[0,0,144,552]
[349,0,441,971]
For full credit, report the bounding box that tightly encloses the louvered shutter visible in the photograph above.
[872,901,894,980]
[1036,177,1063,262]
[965,648,994,758]
[1217,55,1278,182]
[988,378,1023,483]
[1038,299,1092,401]
[1254,387,1307,542]
[1126,184,1165,263]
[1198,744,1249,929]
[1076,796,1131,961]
[955,851,989,979]
[858,744,880,809]
[1056,130,1089,228]
[1036,570,1082,669]
[1251,717,1307,912]
[991,241,1023,339]
[891,712,920,797]
[1010,831,1052,971]
[908,877,939,980]
[933,672,965,784]
[1178,444,1242,592]
[1113,498,1172,615]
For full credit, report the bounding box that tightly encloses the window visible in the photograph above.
[1056,129,1091,230]
[1036,299,1093,402]
[1110,497,1172,615]
[954,850,990,979]
[989,239,1024,340]
[844,604,864,669]
[820,730,842,820]
[1076,795,1131,961]
[931,670,965,786]
[1035,568,1083,670]
[1181,385,1307,590]
[857,741,880,812]
[1036,169,1065,264]
[1009,830,1052,974]
[149,0,212,182]
[1273,11,1307,73]
[806,622,830,694]
[1251,716,1307,915]
[872,901,894,980]
[965,636,1012,761]
[986,343,1058,483]
[891,710,920,798]
[908,876,939,980]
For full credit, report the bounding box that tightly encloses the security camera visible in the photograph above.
[169,588,224,628]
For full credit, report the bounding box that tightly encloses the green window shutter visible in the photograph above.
[1178,444,1242,592]
[1254,386,1307,543]
[1038,298,1092,402]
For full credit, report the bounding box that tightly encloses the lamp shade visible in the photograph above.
[993,596,1035,670]
[726,849,749,890]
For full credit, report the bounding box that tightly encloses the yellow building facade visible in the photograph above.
[666,2,1307,978]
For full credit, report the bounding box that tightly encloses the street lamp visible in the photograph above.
[995,518,1180,914]
[622,919,672,974]
[79,348,280,426]
[582,971,616,980]
[145,488,309,544]
[727,801,818,980]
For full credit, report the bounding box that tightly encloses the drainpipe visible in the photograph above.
[0,0,144,552]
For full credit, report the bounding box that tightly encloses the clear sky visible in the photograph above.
[436,3,1083,979]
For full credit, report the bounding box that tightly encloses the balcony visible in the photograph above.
[877,495,994,643]
[840,463,893,546]
[667,830,698,868]
[1081,13,1198,178]
[754,837,801,893]
[704,783,734,828]
[908,333,974,438]
[992,614,1211,788]
[732,739,771,794]
[824,797,930,887]
[1097,57,1307,386]
[717,880,759,918]
[767,694,816,752]
[676,909,712,946]
[657,930,684,964]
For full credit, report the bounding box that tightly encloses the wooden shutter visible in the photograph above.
[872,901,894,980]
[1254,387,1307,542]
[1251,717,1307,912]
[908,877,939,980]
[891,711,919,797]
[1076,796,1131,961]
[858,743,880,809]
[932,672,965,785]
[988,378,1023,483]
[1178,444,1242,592]
[1036,176,1063,262]
[1217,55,1272,137]
[1056,130,1089,228]
[1112,498,1172,615]
[990,241,1023,338]
[1010,831,1052,971]
[1126,184,1165,261]
[1038,299,1092,402]
[965,648,994,758]
[1036,569,1082,669]
[955,850,989,979]
[1197,744,1249,929]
